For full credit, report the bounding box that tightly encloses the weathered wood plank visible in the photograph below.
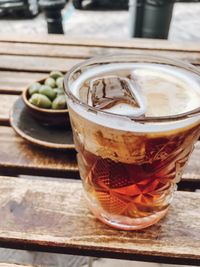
[0,55,82,72]
[0,176,199,265]
[0,42,94,59]
[0,122,199,184]
[0,54,200,85]
[0,71,47,94]
[0,127,78,178]
[0,35,200,52]
[1,42,200,64]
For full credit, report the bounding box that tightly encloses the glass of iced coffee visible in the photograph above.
[64,55,200,230]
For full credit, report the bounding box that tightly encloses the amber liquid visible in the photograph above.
[75,124,200,221]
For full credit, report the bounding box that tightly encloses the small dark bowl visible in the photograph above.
[22,79,70,127]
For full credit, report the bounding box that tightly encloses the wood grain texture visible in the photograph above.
[0,176,199,265]
[0,55,82,72]
[0,127,78,178]
[0,35,200,52]
[0,42,200,64]
[4,54,197,75]
[0,71,46,94]
[0,36,199,185]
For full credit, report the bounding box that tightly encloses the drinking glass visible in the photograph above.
[64,55,200,230]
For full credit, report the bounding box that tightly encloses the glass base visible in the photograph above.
[86,197,169,230]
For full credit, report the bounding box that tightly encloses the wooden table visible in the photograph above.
[0,35,200,266]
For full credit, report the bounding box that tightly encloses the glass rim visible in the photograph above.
[64,53,200,123]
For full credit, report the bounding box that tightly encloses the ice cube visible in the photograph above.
[90,76,147,116]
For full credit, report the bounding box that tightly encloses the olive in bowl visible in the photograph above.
[22,72,70,127]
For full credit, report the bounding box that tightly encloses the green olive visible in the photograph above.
[28,82,41,96]
[56,77,64,89]
[44,77,56,88]
[39,85,57,100]
[49,71,63,79]
[29,93,52,109]
[53,87,64,95]
[52,95,67,109]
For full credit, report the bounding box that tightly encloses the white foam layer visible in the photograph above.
[68,100,199,132]
[132,65,200,116]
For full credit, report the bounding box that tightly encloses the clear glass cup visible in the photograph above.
[64,55,200,230]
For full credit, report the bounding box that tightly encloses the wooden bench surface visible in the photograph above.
[0,175,199,266]
[0,35,200,264]
[0,35,199,187]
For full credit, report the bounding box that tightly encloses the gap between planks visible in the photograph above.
[0,35,200,52]
[0,56,199,75]
[0,42,200,64]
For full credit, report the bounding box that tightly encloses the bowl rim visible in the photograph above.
[22,78,68,114]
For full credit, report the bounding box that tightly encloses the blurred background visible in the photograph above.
[0,0,200,41]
